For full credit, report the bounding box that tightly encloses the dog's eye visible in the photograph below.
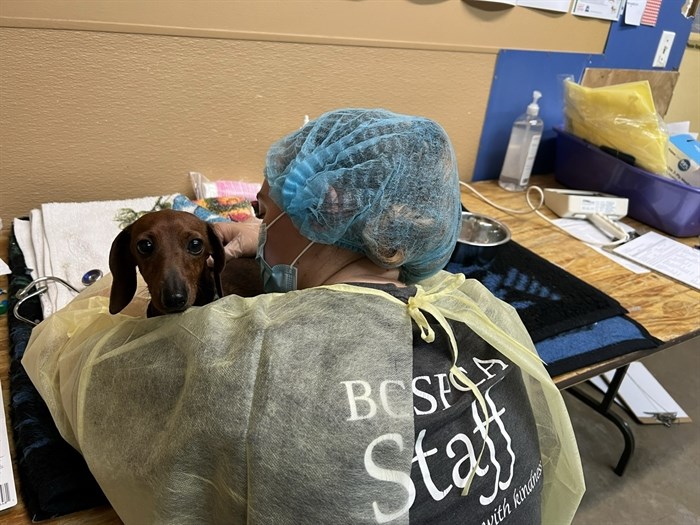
[136,239,154,255]
[188,238,204,255]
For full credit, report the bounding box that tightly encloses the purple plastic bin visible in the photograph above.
[554,129,700,237]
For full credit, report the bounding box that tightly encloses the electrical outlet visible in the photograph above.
[653,31,675,68]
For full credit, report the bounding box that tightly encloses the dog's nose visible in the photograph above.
[163,291,188,310]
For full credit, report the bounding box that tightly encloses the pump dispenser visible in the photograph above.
[498,90,544,192]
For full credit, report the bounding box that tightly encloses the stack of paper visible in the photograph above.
[612,232,700,291]
[0,380,18,510]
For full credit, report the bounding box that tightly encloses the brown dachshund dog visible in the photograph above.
[109,209,261,317]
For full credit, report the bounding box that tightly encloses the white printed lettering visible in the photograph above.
[485,388,515,490]
[446,433,488,488]
[354,352,526,519]
[512,461,542,509]
[481,497,512,525]
[471,387,515,505]
[412,376,438,416]
[342,380,377,421]
[379,380,409,418]
[413,429,452,501]
[436,373,452,410]
[364,434,416,523]
[473,357,508,380]
[449,366,486,392]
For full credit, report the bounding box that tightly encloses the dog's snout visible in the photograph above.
[160,270,192,312]
[162,290,188,310]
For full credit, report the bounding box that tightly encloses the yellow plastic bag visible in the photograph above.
[564,79,668,175]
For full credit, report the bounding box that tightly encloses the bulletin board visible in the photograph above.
[471,0,696,181]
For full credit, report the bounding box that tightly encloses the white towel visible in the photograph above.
[26,195,175,317]
[11,218,44,318]
[30,209,56,314]
[14,211,66,315]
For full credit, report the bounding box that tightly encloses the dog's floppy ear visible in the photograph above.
[108,225,138,314]
[207,223,226,298]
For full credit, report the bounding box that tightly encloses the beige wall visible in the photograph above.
[0,27,496,226]
[666,45,700,134]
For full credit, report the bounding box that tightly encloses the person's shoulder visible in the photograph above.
[346,282,417,303]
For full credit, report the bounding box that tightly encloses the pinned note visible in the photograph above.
[571,0,626,20]
[625,0,648,25]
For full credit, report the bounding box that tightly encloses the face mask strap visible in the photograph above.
[262,211,314,268]
[259,211,285,266]
[266,211,286,229]
[290,241,315,267]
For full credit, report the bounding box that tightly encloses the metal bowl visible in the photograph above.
[452,211,511,263]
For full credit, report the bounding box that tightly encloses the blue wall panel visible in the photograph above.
[471,1,694,181]
[602,1,692,70]
[471,50,593,182]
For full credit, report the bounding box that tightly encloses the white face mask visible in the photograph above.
[255,212,314,293]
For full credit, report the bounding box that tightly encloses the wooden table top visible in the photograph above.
[1,175,698,523]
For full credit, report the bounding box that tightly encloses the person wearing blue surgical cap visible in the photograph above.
[22,108,583,524]
[214,108,584,525]
[219,108,462,291]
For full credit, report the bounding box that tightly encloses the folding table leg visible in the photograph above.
[566,365,635,476]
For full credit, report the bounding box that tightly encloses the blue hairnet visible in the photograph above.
[265,108,461,284]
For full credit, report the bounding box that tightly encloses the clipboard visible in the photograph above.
[609,232,700,291]
[589,362,692,426]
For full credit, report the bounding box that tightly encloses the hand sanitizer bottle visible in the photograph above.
[498,90,543,192]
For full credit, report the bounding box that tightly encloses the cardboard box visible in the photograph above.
[666,134,700,188]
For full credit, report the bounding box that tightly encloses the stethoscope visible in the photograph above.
[13,269,103,326]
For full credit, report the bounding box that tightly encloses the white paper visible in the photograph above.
[468,0,516,4]
[0,258,9,276]
[518,0,571,12]
[571,0,626,20]
[613,231,700,290]
[0,381,18,510]
[552,218,649,273]
[462,0,571,10]
[624,0,647,25]
[667,121,698,140]
[666,121,691,136]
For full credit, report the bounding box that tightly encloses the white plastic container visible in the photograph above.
[498,91,543,192]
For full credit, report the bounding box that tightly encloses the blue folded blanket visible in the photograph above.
[535,316,661,377]
[445,240,660,376]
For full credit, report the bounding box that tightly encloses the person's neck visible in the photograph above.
[321,258,405,287]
